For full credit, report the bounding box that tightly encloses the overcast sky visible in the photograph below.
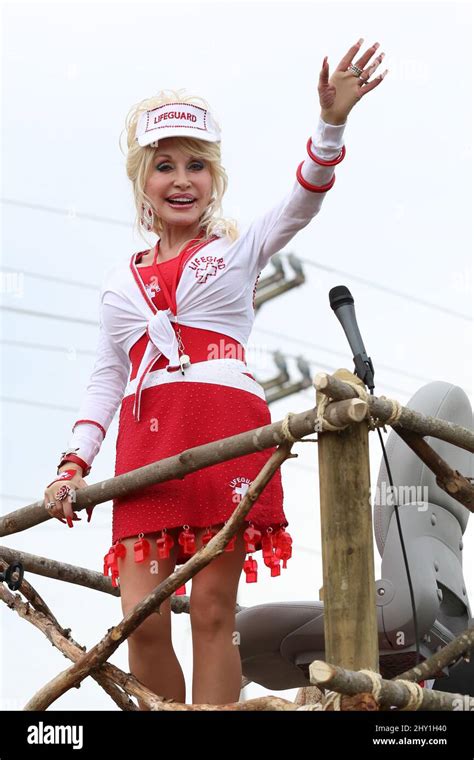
[1,0,472,710]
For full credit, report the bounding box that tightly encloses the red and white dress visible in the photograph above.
[113,241,287,576]
[64,116,347,590]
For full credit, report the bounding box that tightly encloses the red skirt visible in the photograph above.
[104,360,292,586]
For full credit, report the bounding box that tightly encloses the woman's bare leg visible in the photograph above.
[117,529,185,708]
[189,525,246,705]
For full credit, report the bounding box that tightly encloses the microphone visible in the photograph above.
[329,285,375,390]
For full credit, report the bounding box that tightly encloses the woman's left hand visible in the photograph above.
[318,38,388,125]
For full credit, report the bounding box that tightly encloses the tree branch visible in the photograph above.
[0,546,244,617]
[1,410,313,537]
[23,443,293,710]
[309,660,474,710]
[393,429,474,511]
[314,372,474,453]
[396,627,474,683]
[0,565,137,710]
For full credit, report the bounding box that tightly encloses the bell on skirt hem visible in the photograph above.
[102,521,293,587]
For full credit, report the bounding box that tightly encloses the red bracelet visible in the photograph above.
[296,162,336,193]
[47,469,78,488]
[306,138,346,166]
[72,419,107,438]
[57,454,91,477]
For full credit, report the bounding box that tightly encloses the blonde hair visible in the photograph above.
[120,89,239,253]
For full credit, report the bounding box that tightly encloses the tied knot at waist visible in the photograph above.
[133,310,183,422]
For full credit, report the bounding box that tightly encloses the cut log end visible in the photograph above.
[309,660,333,685]
[348,398,368,422]
[313,372,329,391]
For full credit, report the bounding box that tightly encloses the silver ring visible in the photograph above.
[349,64,363,77]
[46,502,55,510]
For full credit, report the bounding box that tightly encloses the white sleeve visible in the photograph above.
[64,311,131,470]
[243,116,346,272]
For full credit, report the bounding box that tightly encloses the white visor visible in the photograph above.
[136,102,221,148]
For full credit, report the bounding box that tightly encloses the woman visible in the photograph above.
[44,39,387,707]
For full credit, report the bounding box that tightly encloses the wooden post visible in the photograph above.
[317,388,379,672]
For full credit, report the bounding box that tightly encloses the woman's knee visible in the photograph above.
[116,531,179,647]
[189,526,245,634]
[190,577,238,635]
[127,606,172,649]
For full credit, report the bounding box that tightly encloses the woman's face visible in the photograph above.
[145,137,213,230]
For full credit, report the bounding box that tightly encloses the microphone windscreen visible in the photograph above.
[329,285,354,311]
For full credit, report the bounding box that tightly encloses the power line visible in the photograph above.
[0,337,429,397]
[1,338,95,356]
[1,309,443,388]
[1,397,79,413]
[3,259,471,324]
[1,333,431,387]
[1,197,131,228]
[1,494,39,503]
[0,369,415,417]
[1,266,99,291]
[299,377,411,399]
[2,330,469,401]
[250,328,437,385]
[1,305,97,326]
[293,256,471,322]
[3,196,470,321]
[2,337,464,400]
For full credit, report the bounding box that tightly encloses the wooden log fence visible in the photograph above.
[0,368,473,710]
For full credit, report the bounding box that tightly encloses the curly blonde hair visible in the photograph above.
[120,89,239,251]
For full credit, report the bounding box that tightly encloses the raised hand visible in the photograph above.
[318,38,388,125]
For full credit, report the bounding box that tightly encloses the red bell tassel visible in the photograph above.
[134,537,150,563]
[203,524,235,551]
[111,568,120,587]
[262,531,282,577]
[178,527,196,555]
[114,542,127,561]
[175,584,186,596]
[202,527,218,546]
[103,541,126,586]
[103,546,116,577]
[156,530,175,559]
[110,542,126,587]
[243,556,258,583]
[274,528,293,569]
[244,525,262,553]
[224,534,236,552]
[268,555,281,577]
[261,532,274,560]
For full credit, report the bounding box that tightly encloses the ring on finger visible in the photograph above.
[55,484,73,501]
[349,63,363,77]
[46,502,55,510]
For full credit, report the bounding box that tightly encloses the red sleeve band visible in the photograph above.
[296,162,336,193]
[57,453,91,477]
[72,419,107,439]
[306,138,346,166]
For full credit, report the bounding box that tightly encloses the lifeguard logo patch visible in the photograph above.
[229,476,252,504]
[188,254,226,284]
[144,281,160,299]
